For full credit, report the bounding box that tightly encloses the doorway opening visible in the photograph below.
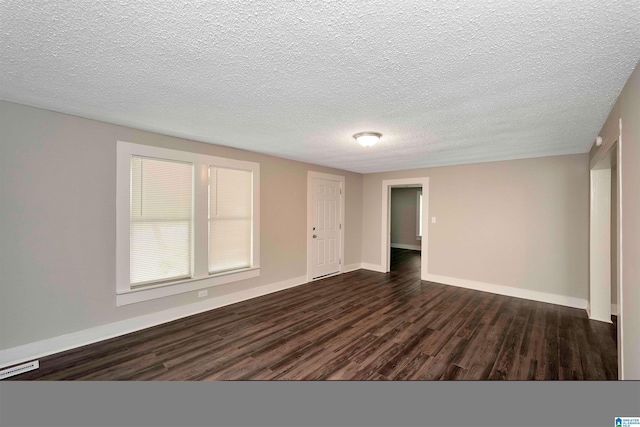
[389,187,423,275]
[381,177,429,280]
[589,136,622,377]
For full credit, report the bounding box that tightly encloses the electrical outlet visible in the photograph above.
[198,290,208,298]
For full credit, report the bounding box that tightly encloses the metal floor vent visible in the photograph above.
[0,360,39,380]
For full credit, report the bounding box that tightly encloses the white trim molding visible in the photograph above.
[589,167,613,323]
[117,268,260,306]
[361,263,386,273]
[390,243,421,251]
[116,140,261,306]
[424,273,588,310]
[616,118,624,379]
[416,190,423,239]
[343,263,362,273]
[0,275,306,369]
[306,171,346,283]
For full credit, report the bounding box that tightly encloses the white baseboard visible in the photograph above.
[361,262,386,273]
[1,268,604,369]
[343,263,362,273]
[424,273,588,310]
[585,302,615,323]
[0,275,308,369]
[390,243,421,251]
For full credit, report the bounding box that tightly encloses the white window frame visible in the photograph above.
[116,141,260,306]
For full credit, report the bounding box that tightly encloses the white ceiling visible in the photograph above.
[1,1,639,173]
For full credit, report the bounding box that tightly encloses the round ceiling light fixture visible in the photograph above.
[353,131,382,147]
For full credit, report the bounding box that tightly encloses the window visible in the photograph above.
[130,156,193,286]
[209,167,252,274]
[116,141,259,306]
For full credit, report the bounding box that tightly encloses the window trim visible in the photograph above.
[116,141,260,306]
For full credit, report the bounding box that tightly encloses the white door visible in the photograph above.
[311,177,341,279]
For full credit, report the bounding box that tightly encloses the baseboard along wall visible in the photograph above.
[0,275,307,369]
[1,263,599,370]
[390,243,421,251]
[358,263,589,311]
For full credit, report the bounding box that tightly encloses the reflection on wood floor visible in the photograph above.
[11,248,617,380]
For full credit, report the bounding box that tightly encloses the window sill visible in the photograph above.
[116,267,260,306]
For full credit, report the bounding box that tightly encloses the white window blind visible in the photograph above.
[130,156,193,286]
[209,167,252,273]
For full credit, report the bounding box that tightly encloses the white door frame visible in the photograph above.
[381,177,429,280]
[616,120,624,380]
[589,166,613,323]
[589,120,623,377]
[307,171,345,282]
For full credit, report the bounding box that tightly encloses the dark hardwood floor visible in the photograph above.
[10,249,617,380]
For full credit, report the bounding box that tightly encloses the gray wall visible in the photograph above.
[362,154,590,299]
[0,101,363,350]
[390,188,421,248]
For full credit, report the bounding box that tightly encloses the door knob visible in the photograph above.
[313,235,317,238]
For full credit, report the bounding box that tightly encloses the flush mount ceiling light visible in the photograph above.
[353,132,382,147]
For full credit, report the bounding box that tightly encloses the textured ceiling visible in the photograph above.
[1,1,639,173]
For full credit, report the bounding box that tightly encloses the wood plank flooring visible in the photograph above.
[9,249,617,380]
